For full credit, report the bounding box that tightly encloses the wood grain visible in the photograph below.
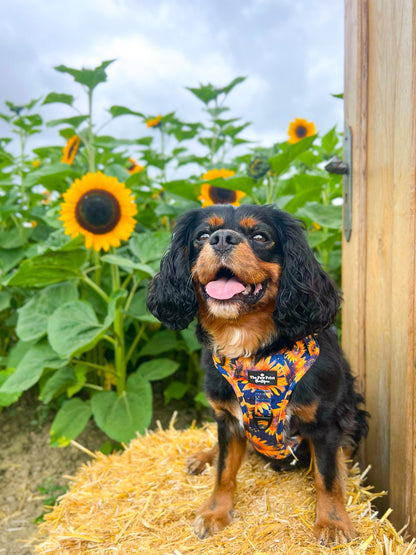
[343,0,416,533]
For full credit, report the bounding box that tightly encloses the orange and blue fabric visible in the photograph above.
[213,335,320,459]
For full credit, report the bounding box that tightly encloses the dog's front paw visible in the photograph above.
[314,518,357,546]
[193,505,233,539]
[187,446,218,475]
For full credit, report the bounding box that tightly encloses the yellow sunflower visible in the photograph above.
[146,115,162,128]
[59,172,137,252]
[61,135,81,164]
[127,158,145,174]
[287,118,316,144]
[199,168,245,207]
[32,159,41,168]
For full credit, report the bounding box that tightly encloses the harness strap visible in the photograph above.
[213,335,319,460]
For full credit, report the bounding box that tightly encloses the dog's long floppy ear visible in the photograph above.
[146,210,199,330]
[273,210,341,340]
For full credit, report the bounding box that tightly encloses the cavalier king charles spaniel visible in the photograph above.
[146,204,368,546]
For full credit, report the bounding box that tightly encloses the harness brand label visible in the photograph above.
[247,370,277,386]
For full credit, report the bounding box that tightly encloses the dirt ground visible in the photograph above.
[0,392,206,555]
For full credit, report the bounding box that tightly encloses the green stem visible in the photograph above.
[87,88,96,173]
[73,359,112,373]
[103,334,116,346]
[82,274,109,302]
[124,276,140,312]
[84,383,105,392]
[266,175,273,204]
[121,272,134,291]
[125,322,146,365]
[10,213,24,235]
[159,127,167,183]
[210,100,219,164]
[111,259,126,395]
[93,250,102,287]
[18,130,27,206]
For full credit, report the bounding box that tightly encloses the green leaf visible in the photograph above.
[99,136,153,150]
[129,231,170,264]
[164,381,188,403]
[0,229,31,249]
[0,369,22,407]
[48,300,111,359]
[221,123,250,138]
[91,372,152,442]
[0,248,26,273]
[181,322,200,353]
[109,105,144,119]
[282,185,324,213]
[0,291,11,311]
[54,59,116,91]
[0,341,69,393]
[296,202,342,229]
[16,282,79,342]
[6,340,37,369]
[321,126,339,154]
[139,330,179,357]
[194,391,210,408]
[269,136,316,177]
[100,254,155,277]
[67,363,88,398]
[221,76,246,95]
[13,114,43,131]
[160,179,200,201]
[103,289,128,327]
[186,83,221,105]
[138,359,179,381]
[7,249,86,288]
[50,398,92,447]
[22,162,76,189]
[125,288,159,323]
[39,367,76,404]
[42,93,75,106]
[46,115,89,128]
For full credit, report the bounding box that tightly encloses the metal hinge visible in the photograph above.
[325,126,352,241]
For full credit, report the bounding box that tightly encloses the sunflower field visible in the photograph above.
[0,60,344,446]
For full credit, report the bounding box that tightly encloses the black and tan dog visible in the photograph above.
[146,204,368,545]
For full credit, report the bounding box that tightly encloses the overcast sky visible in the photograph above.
[0,0,344,153]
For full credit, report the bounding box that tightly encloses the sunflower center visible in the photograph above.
[209,186,237,204]
[75,189,121,234]
[295,125,307,138]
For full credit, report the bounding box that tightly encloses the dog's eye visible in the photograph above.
[253,233,267,242]
[197,232,210,241]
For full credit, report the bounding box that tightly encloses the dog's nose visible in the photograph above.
[209,229,241,255]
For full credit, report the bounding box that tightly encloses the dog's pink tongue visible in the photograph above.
[205,277,246,300]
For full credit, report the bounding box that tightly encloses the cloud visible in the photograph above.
[0,0,344,154]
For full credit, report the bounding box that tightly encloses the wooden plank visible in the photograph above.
[364,0,395,516]
[342,0,368,396]
[387,0,416,528]
[344,0,416,532]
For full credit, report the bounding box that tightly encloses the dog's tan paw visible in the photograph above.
[186,446,217,475]
[193,507,233,539]
[187,454,209,475]
[314,520,357,546]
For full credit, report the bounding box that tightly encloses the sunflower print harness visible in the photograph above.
[213,335,319,460]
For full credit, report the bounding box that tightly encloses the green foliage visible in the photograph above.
[0,60,344,446]
[35,477,68,522]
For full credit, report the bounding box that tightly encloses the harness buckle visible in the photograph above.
[253,390,273,430]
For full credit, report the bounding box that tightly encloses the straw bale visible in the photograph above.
[36,422,415,554]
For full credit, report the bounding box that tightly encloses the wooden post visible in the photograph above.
[343,0,416,533]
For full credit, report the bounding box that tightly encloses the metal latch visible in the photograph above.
[325,126,352,241]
